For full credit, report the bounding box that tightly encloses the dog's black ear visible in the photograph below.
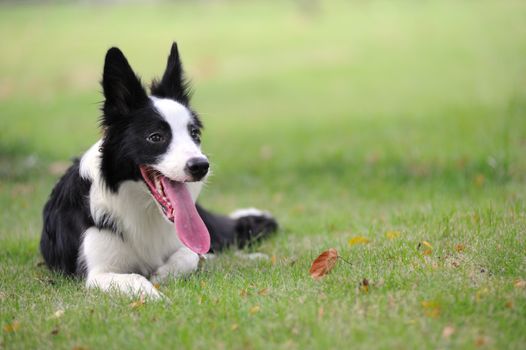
[151,42,191,104]
[101,47,148,123]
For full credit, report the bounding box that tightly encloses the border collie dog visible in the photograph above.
[40,43,277,299]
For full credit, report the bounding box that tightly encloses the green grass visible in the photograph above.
[1,0,526,349]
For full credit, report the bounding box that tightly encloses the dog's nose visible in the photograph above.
[185,157,209,181]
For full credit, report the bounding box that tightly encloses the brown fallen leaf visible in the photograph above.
[421,300,441,318]
[309,248,339,279]
[360,278,369,293]
[475,335,490,347]
[239,289,249,297]
[455,244,465,252]
[50,327,60,336]
[422,249,433,256]
[3,320,20,333]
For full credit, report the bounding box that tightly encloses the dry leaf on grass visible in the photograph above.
[418,241,433,255]
[475,335,490,347]
[421,241,433,249]
[360,278,369,293]
[3,320,20,333]
[455,244,465,252]
[271,255,277,265]
[348,236,370,246]
[421,300,441,318]
[309,248,339,279]
[257,288,269,296]
[129,293,146,309]
[385,231,401,240]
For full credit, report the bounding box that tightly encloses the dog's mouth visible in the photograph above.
[139,165,210,254]
[140,166,175,221]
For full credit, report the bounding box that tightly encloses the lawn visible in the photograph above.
[1,0,526,349]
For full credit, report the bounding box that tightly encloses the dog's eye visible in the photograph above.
[190,127,201,143]
[147,133,164,143]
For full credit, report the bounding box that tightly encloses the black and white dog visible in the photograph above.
[40,43,277,299]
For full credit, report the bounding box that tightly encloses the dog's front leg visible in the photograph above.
[150,246,200,284]
[82,227,162,300]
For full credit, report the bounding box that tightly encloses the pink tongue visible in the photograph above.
[161,178,210,254]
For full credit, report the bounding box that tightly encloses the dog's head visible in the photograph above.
[99,43,210,253]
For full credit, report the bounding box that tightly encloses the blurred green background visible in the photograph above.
[1,0,525,237]
[1,1,525,349]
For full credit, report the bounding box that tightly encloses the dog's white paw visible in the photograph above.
[126,274,163,300]
[150,247,200,284]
